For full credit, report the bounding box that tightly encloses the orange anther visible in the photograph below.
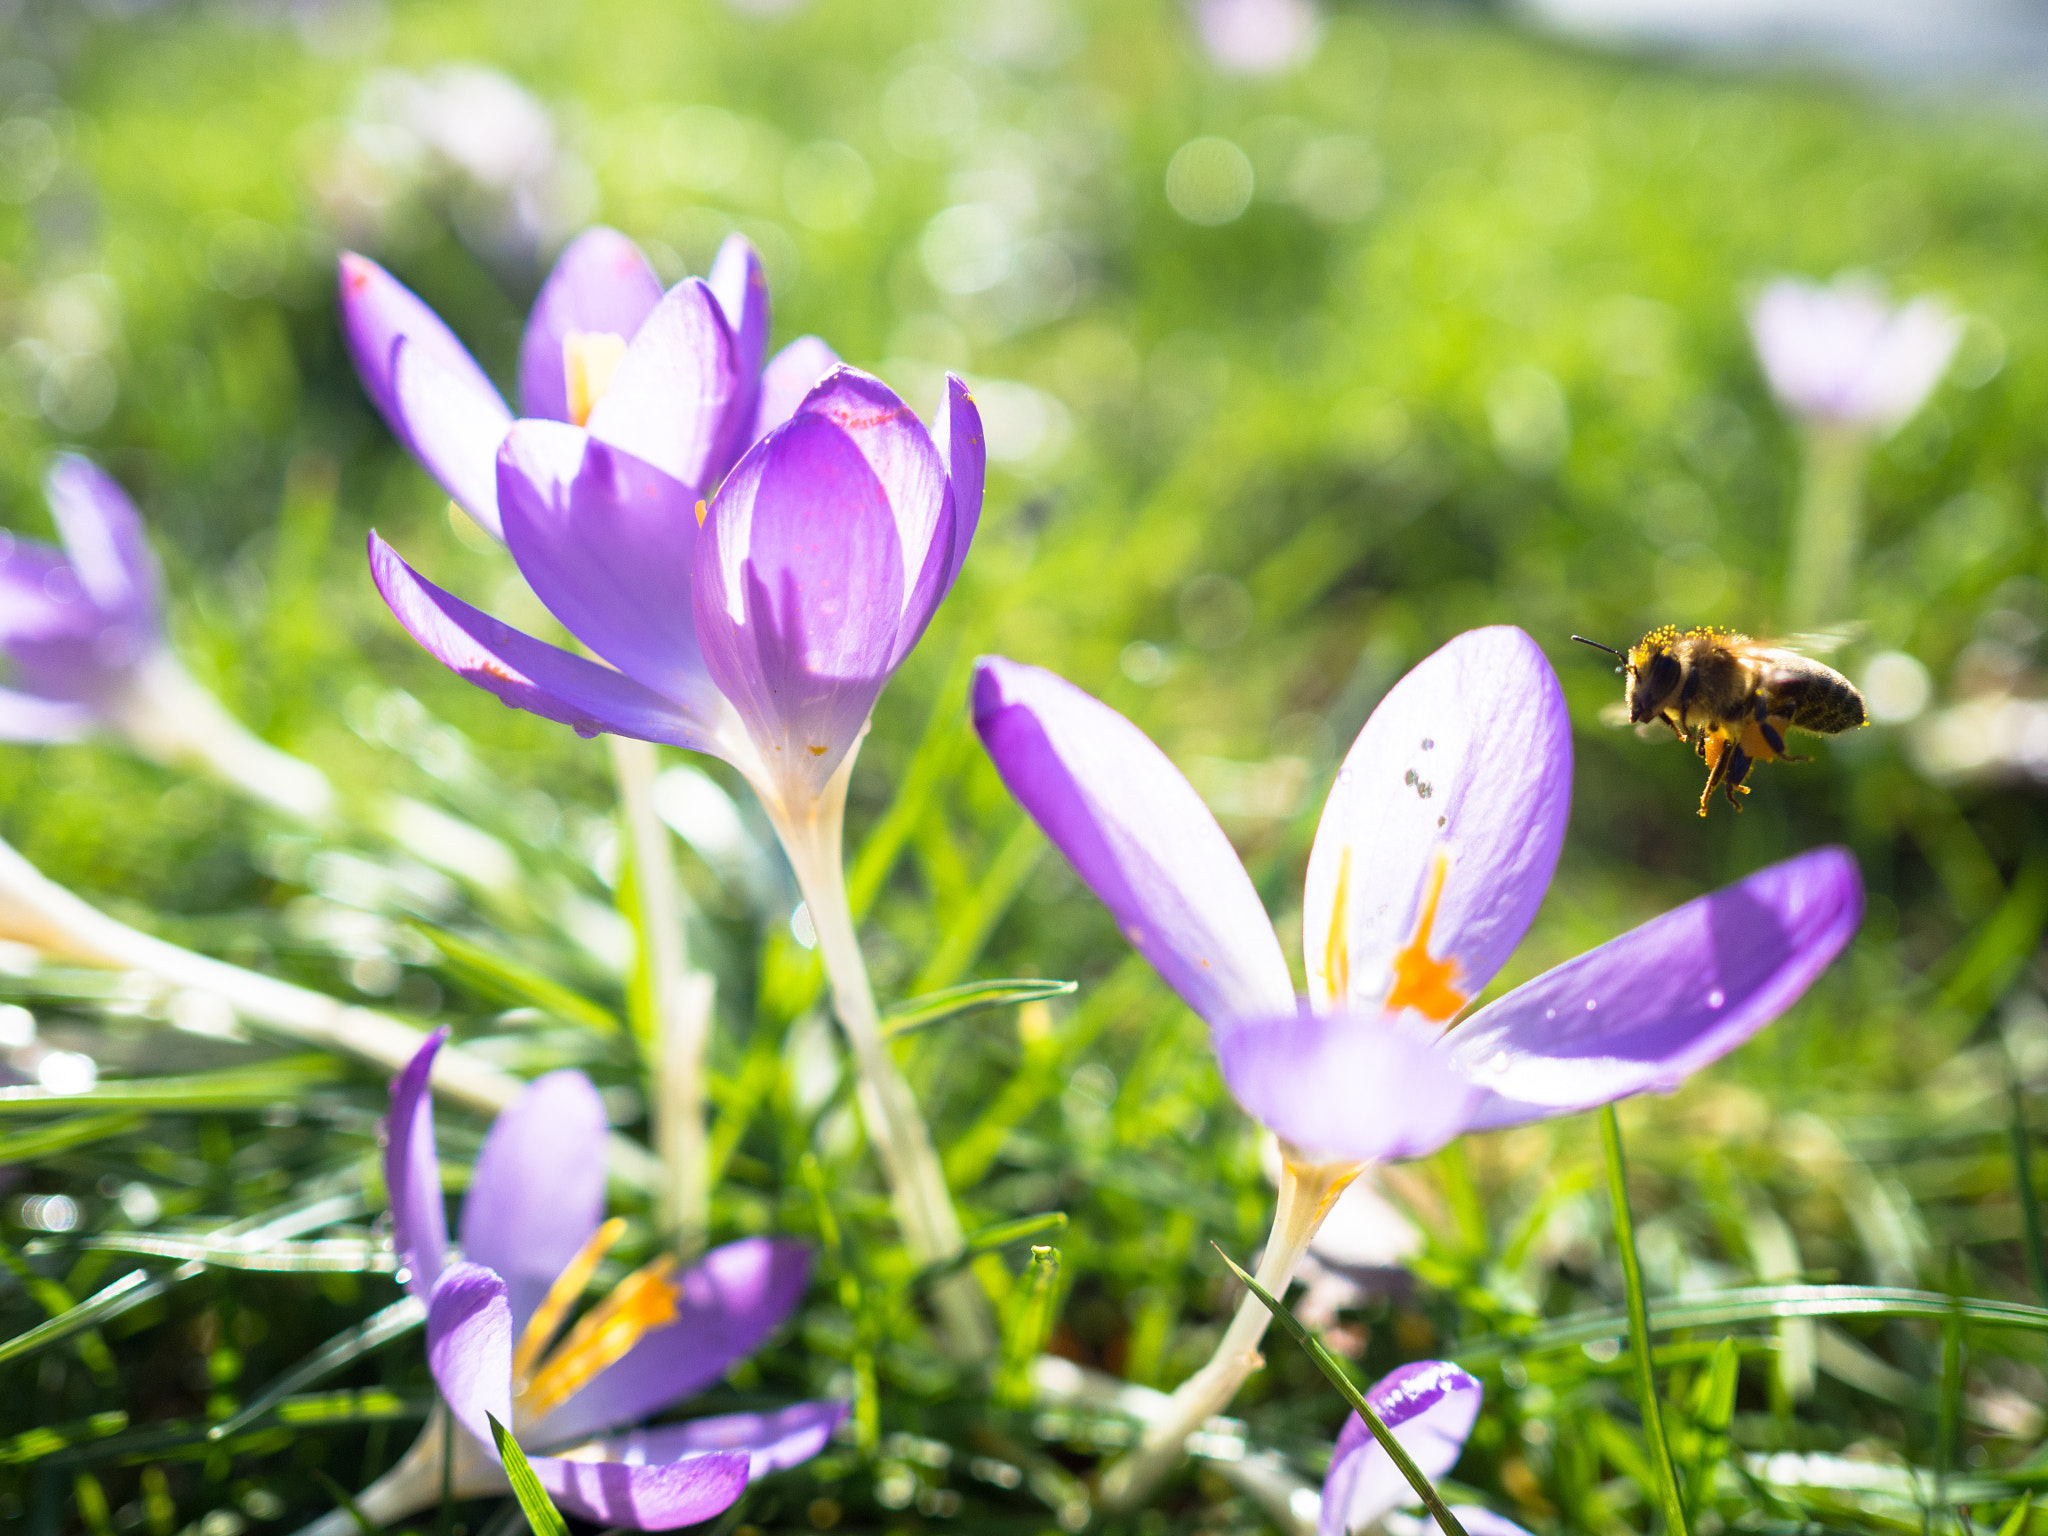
[1385,849,1468,1024]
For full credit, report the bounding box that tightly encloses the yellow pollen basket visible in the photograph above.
[564,332,630,427]
[1384,849,1468,1025]
[511,1219,684,1425]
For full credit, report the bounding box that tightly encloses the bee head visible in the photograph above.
[1625,628,1684,723]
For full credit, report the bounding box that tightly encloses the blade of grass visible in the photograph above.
[413,923,622,1038]
[0,1113,143,1163]
[996,1245,1062,1410]
[208,1294,426,1439]
[1452,1284,2048,1365]
[487,1414,571,1536]
[911,1212,1070,1291]
[310,1469,383,1536]
[0,1264,198,1367]
[1601,1104,1691,1536]
[2011,1076,2047,1304]
[879,978,1077,1039]
[1212,1245,1468,1536]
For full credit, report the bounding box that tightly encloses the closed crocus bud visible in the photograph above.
[693,366,984,817]
[1747,274,1962,438]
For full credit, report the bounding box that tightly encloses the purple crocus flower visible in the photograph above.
[0,454,166,743]
[1747,274,1961,439]
[1320,1362,1530,1536]
[973,626,1862,1161]
[332,1030,842,1532]
[975,626,1861,1503]
[0,455,334,821]
[338,226,837,539]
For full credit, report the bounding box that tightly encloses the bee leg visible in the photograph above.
[1722,746,1753,811]
[1762,715,1809,764]
[1697,735,1729,818]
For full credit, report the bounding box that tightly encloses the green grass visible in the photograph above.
[1,1,2047,1533]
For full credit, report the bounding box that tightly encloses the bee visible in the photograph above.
[1571,626,1866,817]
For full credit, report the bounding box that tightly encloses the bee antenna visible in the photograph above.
[1569,634,1625,658]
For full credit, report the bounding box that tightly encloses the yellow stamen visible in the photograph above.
[694,499,709,528]
[512,1217,627,1385]
[1385,848,1468,1024]
[515,1256,683,1424]
[1322,845,1352,1003]
[564,331,630,427]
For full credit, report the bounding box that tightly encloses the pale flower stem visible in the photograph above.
[773,755,992,1359]
[0,833,664,1188]
[111,651,338,826]
[608,736,714,1243]
[1096,1156,1362,1513]
[290,1409,505,1536]
[1781,422,1870,634]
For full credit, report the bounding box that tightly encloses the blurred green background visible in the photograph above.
[3,0,2048,1533]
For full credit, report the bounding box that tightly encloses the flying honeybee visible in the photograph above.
[1572,626,1867,817]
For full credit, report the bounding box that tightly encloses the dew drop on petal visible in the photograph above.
[1489,1050,1510,1075]
[1707,988,1725,1009]
[1544,1007,1555,1020]
[1585,998,1597,1011]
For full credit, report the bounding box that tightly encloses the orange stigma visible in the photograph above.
[564,332,629,427]
[1385,849,1467,1024]
[511,1220,683,1424]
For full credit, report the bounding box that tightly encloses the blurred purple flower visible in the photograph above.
[1319,1362,1531,1536]
[1747,274,1962,438]
[338,225,835,538]
[972,626,1863,1163]
[0,454,163,743]
[0,456,334,820]
[1192,0,1322,74]
[339,1030,840,1532]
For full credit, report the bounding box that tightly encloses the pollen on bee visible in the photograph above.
[1385,848,1468,1025]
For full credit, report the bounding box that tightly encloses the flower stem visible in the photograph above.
[112,651,337,825]
[1781,422,1870,633]
[1095,1155,1359,1513]
[773,754,991,1358]
[1600,1104,1691,1536]
[609,736,714,1244]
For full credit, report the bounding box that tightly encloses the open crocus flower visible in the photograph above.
[331,1030,841,1533]
[1747,274,1962,439]
[339,224,838,539]
[0,455,334,821]
[1319,1362,1529,1536]
[973,626,1861,1503]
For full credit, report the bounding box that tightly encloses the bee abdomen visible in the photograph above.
[1766,670,1866,735]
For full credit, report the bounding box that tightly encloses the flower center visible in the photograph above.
[1384,848,1467,1024]
[563,332,629,427]
[510,1216,683,1425]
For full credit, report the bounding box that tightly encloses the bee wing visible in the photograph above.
[1598,700,1633,728]
[1764,622,1869,658]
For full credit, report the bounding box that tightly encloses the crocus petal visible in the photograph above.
[0,686,95,741]
[1319,1362,1482,1536]
[692,399,913,794]
[424,1261,514,1445]
[971,656,1295,1027]
[368,533,731,756]
[460,1069,607,1336]
[42,456,161,626]
[1303,627,1570,1017]
[931,374,986,596]
[0,536,76,643]
[525,1237,812,1447]
[707,234,770,476]
[1211,1008,1485,1162]
[584,278,741,495]
[1448,847,1863,1128]
[529,1451,750,1531]
[387,1029,451,1303]
[751,336,840,444]
[568,1400,848,1480]
[518,227,665,424]
[338,253,510,448]
[390,338,514,539]
[496,421,724,713]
